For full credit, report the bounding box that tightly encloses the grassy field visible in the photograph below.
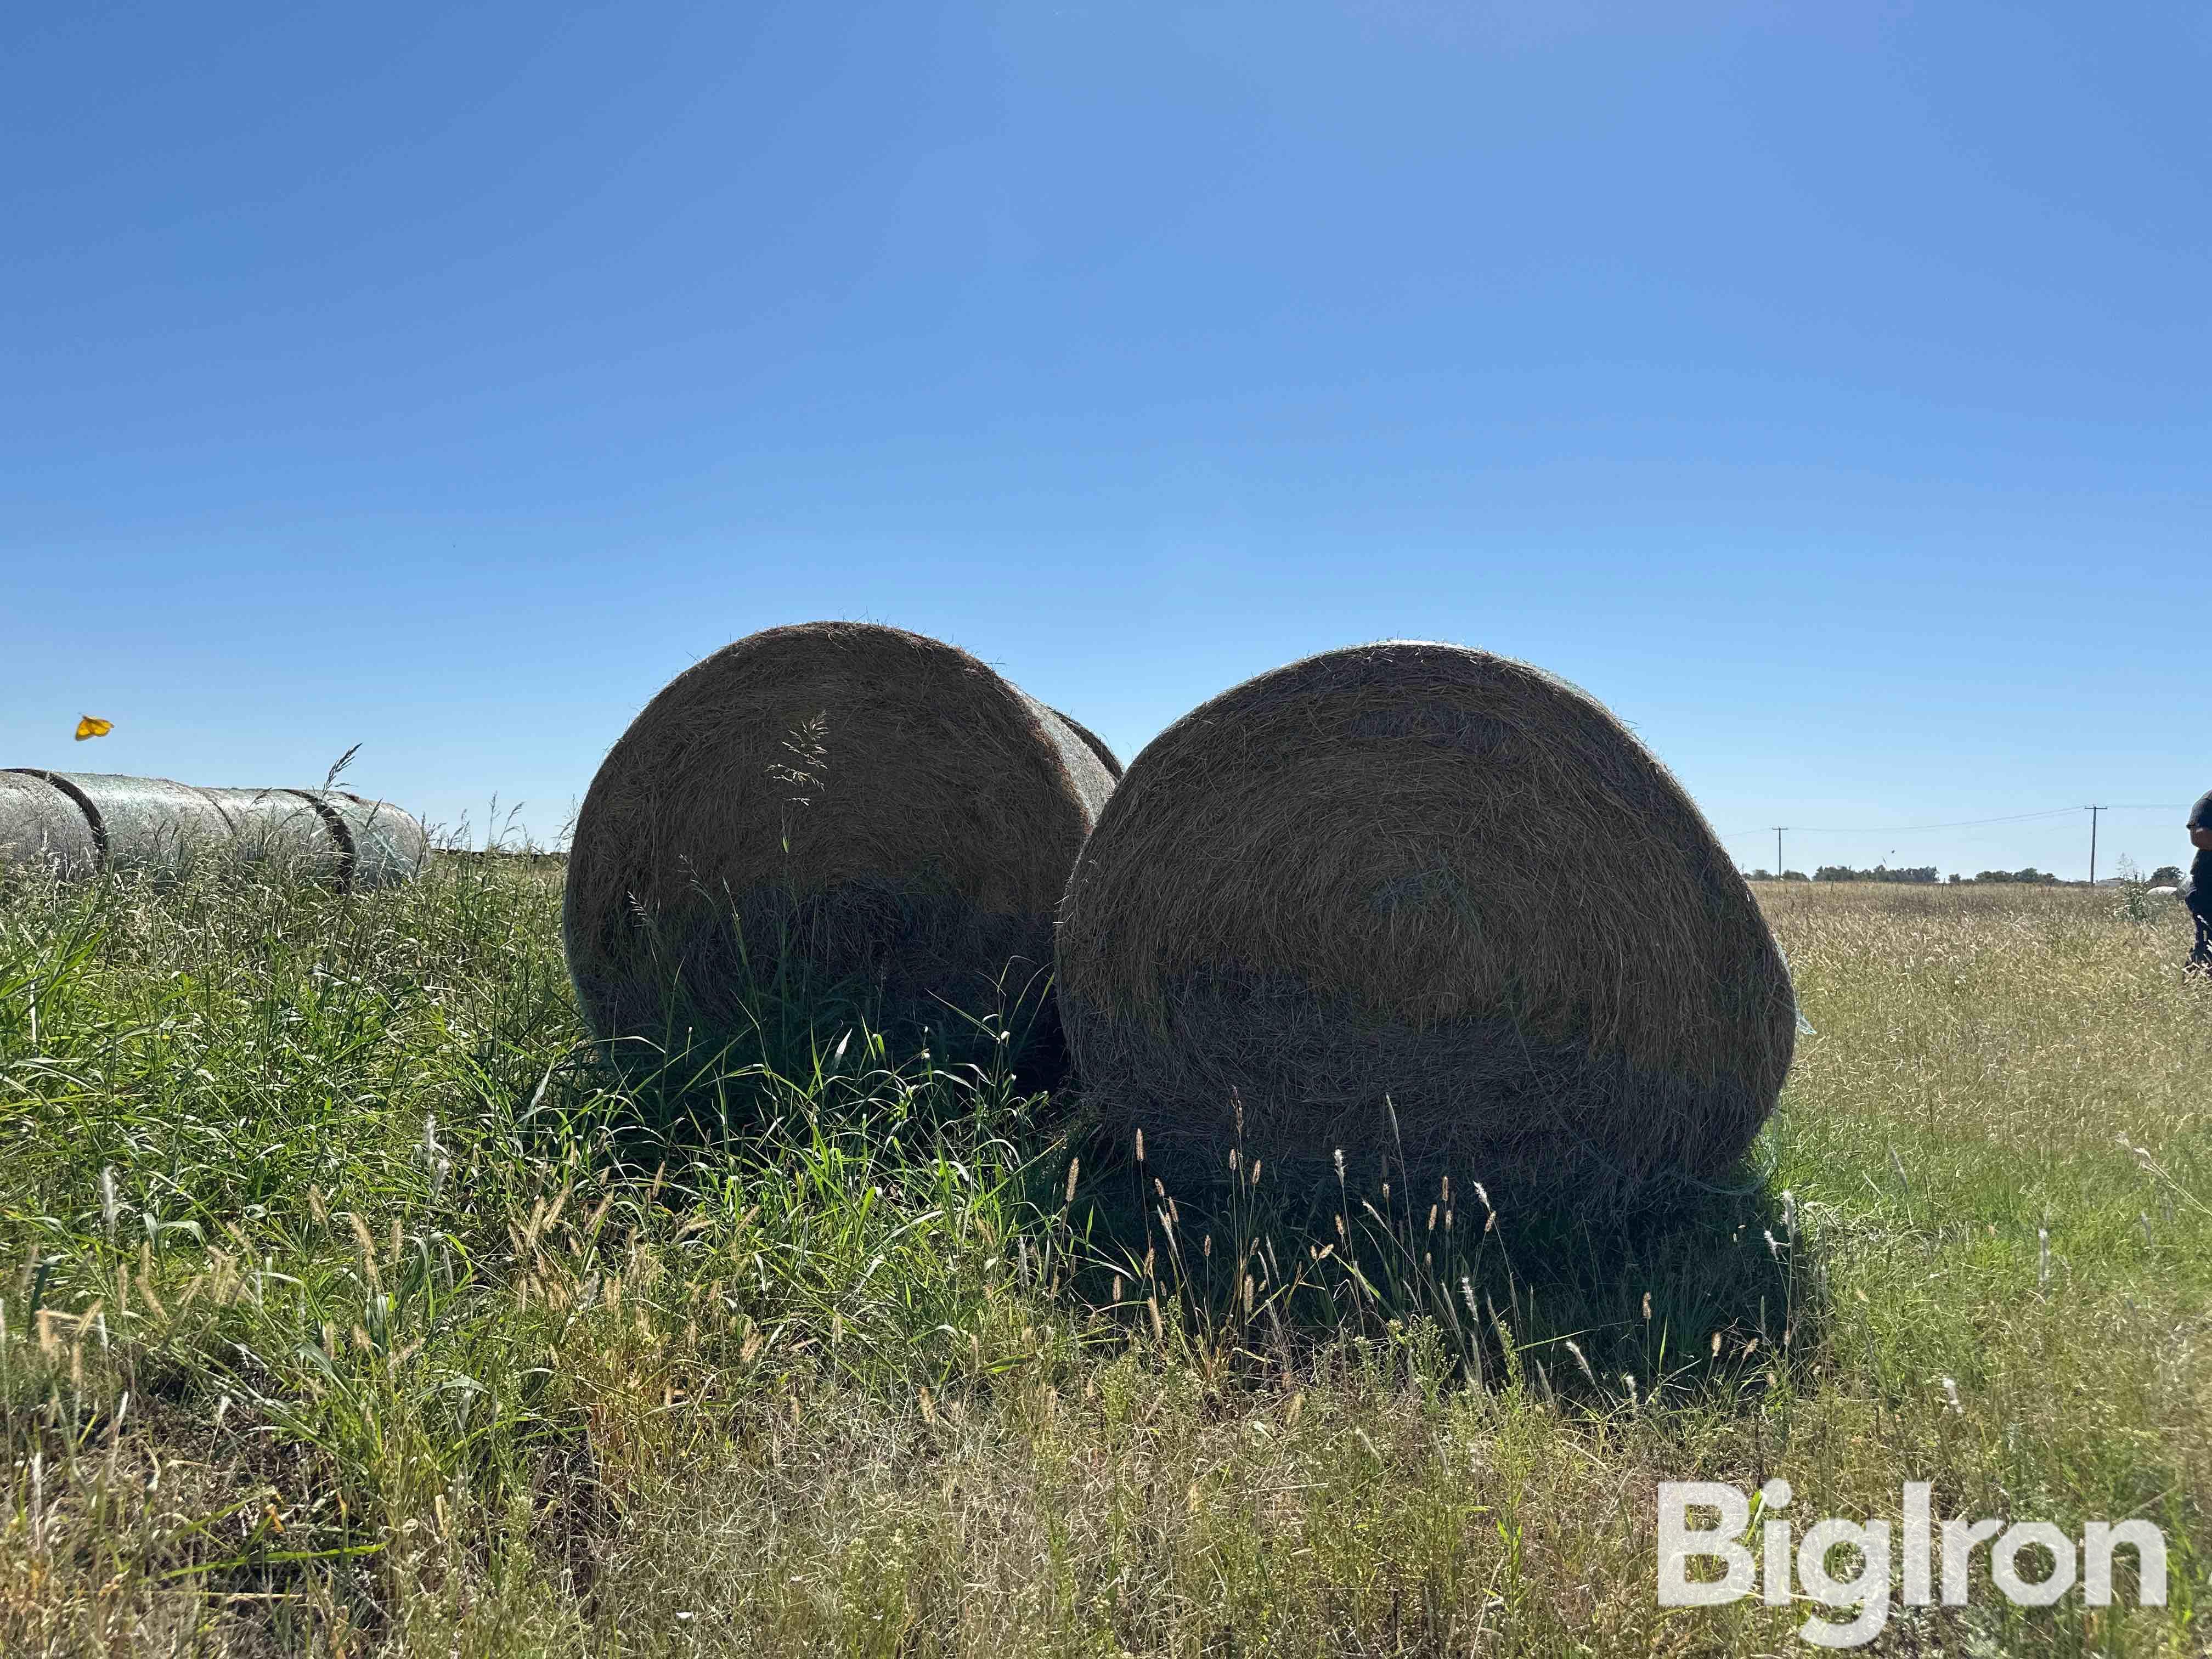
[1,862,2206,1656]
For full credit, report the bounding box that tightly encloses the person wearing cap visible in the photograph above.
[2188,792,2212,972]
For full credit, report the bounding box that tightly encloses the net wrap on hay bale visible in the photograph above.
[1056,641,1797,1210]
[0,771,426,890]
[563,622,1116,1073]
[0,771,101,878]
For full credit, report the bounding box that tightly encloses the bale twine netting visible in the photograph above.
[563,622,1118,1083]
[1055,641,1798,1214]
[0,771,427,891]
[0,771,101,878]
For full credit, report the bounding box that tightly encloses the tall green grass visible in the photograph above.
[1,862,2204,1655]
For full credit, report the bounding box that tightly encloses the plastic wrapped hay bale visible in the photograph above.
[0,770,101,878]
[1055,641,1797,1212]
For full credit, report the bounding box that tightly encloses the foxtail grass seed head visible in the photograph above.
[1564,1338,1598,1389]
[1065,1159,1079,1205]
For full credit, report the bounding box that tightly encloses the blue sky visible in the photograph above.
[4,2,2205,878]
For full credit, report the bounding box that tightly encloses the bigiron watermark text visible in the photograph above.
[1657,1480,2167,1647]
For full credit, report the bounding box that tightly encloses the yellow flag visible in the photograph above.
[74,715,112,741]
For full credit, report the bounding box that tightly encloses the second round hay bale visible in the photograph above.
[1046,709,1123,780]
[0,771,101,878]
[1056,641,1798,1211]
[563,622,1116,1075]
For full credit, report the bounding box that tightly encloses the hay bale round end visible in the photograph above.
[563,622,1115,1076]
[1056,641,1797,1211]
[0,771,101,877]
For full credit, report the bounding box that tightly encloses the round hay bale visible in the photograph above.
[1056,641,1798,1211]
[15,772,238,876]
[0,770,100,878]
[200,787,352,884]
[314,791,430,889]
[563,622,1116,1076]
[1046,708,1122,780]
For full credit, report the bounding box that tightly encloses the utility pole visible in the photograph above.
[1774,827,1786,876]
[2087,805,2105,886]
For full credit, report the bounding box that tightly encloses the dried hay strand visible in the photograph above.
[563,622,1116,1076]
[1056,641,1797,1212]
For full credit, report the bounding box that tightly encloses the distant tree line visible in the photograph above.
[1743,865,2066,885]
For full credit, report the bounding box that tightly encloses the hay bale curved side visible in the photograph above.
[1056,641,1797,1210]
[563,622,1115,1075]
[313,792,431,889]
[199,788,351,883]
[1046,707,1123,780]
[0,771,101,877]
[18,772,239,876]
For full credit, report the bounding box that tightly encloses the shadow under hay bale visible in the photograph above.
[1056,640,1798,1215]
[563,621,1117,1092]
[0,770,427,891]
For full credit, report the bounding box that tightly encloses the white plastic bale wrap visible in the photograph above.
[199,787,352,883]
[0,771,101,877]
[16,772,237,875]
[314,792,430,889]
[0,771,427,891]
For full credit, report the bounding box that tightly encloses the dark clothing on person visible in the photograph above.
[2190,793,2212,970]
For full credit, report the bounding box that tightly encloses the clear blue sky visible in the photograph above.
[4,2,2205,879]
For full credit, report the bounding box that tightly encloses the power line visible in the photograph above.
[1718,806,2085,840]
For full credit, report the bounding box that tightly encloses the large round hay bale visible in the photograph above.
[1056,641,1798,1211]
[563,622,1116,1076]
[0,771,100,878]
